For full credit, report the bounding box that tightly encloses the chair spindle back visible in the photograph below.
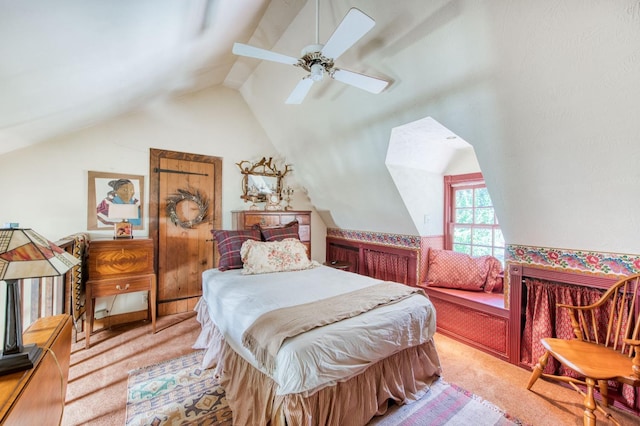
[567,274,640,357]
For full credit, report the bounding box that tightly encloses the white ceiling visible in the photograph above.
[4,0,640,255]
[0,0,305,155]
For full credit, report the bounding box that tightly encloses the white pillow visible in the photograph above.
[241,238,315,275]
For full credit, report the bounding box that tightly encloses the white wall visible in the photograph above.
[0,85,326,316]
[4,0,637,258]
[238,0,640,256]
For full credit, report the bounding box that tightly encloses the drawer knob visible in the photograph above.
[116,283,130,291]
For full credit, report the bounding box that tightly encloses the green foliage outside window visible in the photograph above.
[455,189,473,207]
[451,183,505,265]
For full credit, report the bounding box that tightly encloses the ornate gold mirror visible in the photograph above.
[237,157,292,203]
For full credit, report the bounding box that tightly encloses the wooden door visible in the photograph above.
[149,149,222,316]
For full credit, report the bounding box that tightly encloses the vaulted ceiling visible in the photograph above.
[3,0,640,254]
[0,0,303,154]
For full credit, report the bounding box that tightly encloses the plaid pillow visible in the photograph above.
[260,220,299,242]
[212,229,261,271]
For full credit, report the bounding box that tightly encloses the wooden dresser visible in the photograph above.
[85,238,156,348]
[0,315,72,425]
[232,210,311,257]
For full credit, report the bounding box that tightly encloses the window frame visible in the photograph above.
[444,173,503,260]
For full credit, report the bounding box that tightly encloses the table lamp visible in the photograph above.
[107,203,138,239]
[0,228,80,376]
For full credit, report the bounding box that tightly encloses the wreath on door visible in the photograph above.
[166,188,209,229]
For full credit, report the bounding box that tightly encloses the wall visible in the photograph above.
[386,116,481,237]
[238,0,640,257]
[0,86,326,317]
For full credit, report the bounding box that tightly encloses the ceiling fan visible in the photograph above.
[232,0,389,104]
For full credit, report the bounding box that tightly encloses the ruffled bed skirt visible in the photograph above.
[193,299,443,426]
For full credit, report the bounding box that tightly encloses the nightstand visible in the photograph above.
[324,260,352,271]
[85,238,156,348]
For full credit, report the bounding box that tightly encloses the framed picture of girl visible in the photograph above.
[87,171,145,231]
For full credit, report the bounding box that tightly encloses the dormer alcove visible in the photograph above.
[385,116,481,238]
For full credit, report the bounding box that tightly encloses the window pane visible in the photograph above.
[455,208,473,224]
[453,244,471,255]
[494,229,505,247]
[456,189,473,208]
[475,207,494,224]
[472,245,491,256]
[472,228,492,246]
[453,226,471,244]
[448,176,504,266]
[475,187,492,207]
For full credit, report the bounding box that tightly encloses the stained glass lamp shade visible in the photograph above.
[0,228,80,375]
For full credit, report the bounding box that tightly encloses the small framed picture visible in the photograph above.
[114,221,133,239]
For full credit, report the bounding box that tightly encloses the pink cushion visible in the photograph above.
[483,257,504,293]
[259,220,299,242]
[427,249,496,292]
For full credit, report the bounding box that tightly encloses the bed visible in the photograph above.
[193,237,441,425]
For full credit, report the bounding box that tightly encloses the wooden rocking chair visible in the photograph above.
[526,273,640,426]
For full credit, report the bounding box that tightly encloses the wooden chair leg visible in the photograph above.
[527,351,549,390]
[583,378,597,426]
[597,380,608,407]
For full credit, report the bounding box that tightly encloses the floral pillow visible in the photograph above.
[211,229,261,271]
[426,249,492,292]
[240,238,315,275]
[259,220,299,241]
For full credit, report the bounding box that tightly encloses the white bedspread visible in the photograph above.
[196,265,436,396]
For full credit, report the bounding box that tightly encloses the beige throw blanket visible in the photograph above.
[242,281,426,375]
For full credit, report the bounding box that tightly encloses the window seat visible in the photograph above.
[424,286,505,310]
[420,248,510,361]
[423,285,510,361]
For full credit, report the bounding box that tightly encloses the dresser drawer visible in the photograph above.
[88,239,154,279]
[232,210,312,258]
[243,215,281,227]
[280,213,310,226]
[88,274,153,298]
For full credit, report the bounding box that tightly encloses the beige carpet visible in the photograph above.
[62,312,640,426]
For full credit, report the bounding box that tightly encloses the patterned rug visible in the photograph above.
[126,351,525,426]
[126,351,231,425]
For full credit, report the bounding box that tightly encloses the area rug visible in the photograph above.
[368,379,525,426]
[126,350,231,425]
[126,350,525,426]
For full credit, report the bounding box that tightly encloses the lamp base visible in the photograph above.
[114,220,133,239]
[0,344,42,376]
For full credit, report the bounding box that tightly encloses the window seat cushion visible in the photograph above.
[424,286,505,309]
[426,249,503,293]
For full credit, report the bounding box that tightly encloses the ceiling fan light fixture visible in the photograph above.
[310,63,324,81]
[232,6,388,104]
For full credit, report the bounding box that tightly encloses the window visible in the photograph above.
[444,173,505,264]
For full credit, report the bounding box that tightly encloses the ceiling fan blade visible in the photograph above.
[285,77,315,104]
[321,8,375,60]
[232,43,299,66]
[331,69,389,94]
